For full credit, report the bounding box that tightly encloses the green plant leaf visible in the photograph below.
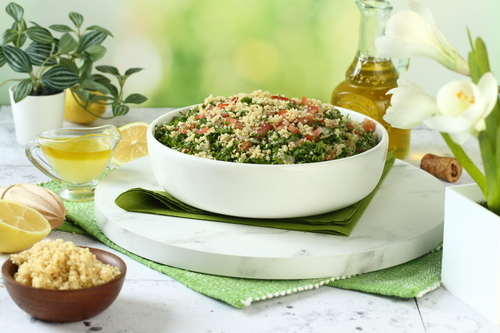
[41,66,80,91]
[90,73,111,83]
[58,57,79,73]
[85,44,106,62]
[1,29,18,44]
[57,33,77,54]
[124,93,147,104]
[124,67,144,76]
[6,3,23,23]
[25,42,57,66]
[1,44,32,73]
[49,24,73,33]
[69,12,83,28]
[112,102,130,116]
[25,26,54,45]
[79,78,110,94]
[77,30,107,53]
[96,65,120,76]
[86,25,113,37]
[0,47,5,67]
[12,78,32,102]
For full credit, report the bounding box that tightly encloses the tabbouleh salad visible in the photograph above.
[154,90,379,164]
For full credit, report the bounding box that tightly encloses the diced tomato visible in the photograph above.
[225,117,244,129]
[326,149,335,160]
[217,103,229,109]
[231,97,239,103]
[287,124,300,134]
[305,128,322,142]
[256,123,273,136]
[196,127,211,134]
[240,141,252,150]
[272,95,290,101]
[362,118,376,132]
[307,106,319,114]
[301,96,312,105]
[296,117,307,124]
[278,109,287,116]
[194,114,206,119]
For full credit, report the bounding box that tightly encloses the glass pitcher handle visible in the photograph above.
[25,141,66,184]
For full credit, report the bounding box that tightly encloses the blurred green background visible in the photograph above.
[0,0,498,107]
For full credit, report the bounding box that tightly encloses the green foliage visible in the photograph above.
[0,2,147,118]
[467,35,500,215]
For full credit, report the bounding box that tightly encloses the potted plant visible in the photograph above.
[0,2,147,143]
[375,0,500,324]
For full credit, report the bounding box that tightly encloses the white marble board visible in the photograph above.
[95,157,444,280]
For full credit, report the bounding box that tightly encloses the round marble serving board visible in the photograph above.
[95,157,444,280]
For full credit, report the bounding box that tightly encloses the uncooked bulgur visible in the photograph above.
[154,90,379,164]
[10,239,121,290]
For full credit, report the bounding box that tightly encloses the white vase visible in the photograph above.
[9,86,66,145]
[441,183,500,324]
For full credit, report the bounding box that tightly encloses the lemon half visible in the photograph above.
[0,199,51,253]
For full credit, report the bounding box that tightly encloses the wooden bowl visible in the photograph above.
[1,247,127,322]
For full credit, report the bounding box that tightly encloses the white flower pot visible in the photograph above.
[9,86,66,145]
[442,183,500,324]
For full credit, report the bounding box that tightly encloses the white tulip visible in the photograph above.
[424,72,498,144]
[383,79,439,129]
[375,0,469,76]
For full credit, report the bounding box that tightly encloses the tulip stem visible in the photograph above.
[440,133,486,192]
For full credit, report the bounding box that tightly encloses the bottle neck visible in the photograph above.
[356,0,392,61]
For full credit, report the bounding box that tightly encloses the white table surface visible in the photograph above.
[1,105,498,333]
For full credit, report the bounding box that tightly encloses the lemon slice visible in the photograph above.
[0,200,51,253]
[111,122,149,166]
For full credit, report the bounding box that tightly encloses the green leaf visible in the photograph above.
[96,65,120,76]
[90,73,111,83]
[58,57,79,73]
[25,26,54,45]
[0,47,5,67]
[1,44,32,73]
[1,29,18,44]
[474,38,490,75]
[25,42,57,66]
[94,79,118,97]
[84,44,106,62]
[12,78,32,103]
[41,66,80,91]
[79,78,110,94]
[124,67,144,76]
[57,33,77,54]
[49,24,74,33]
[77,30,107,53]
[6,3,23,23]
[86,25,113,37]
[124,93,147,104]
[112,102,130,116]
[69,12,84,28]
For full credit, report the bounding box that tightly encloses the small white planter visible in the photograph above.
[10,86,66,145]
[442,183,500,324]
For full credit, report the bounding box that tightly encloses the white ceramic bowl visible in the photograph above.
[147,106,388,219]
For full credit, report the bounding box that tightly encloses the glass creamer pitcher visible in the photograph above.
[25,125,121,201]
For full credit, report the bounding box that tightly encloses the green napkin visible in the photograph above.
[114,154,395,236]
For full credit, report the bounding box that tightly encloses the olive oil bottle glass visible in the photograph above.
[331,0,410,159]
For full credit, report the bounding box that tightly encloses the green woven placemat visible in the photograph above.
[41,177,442,308]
